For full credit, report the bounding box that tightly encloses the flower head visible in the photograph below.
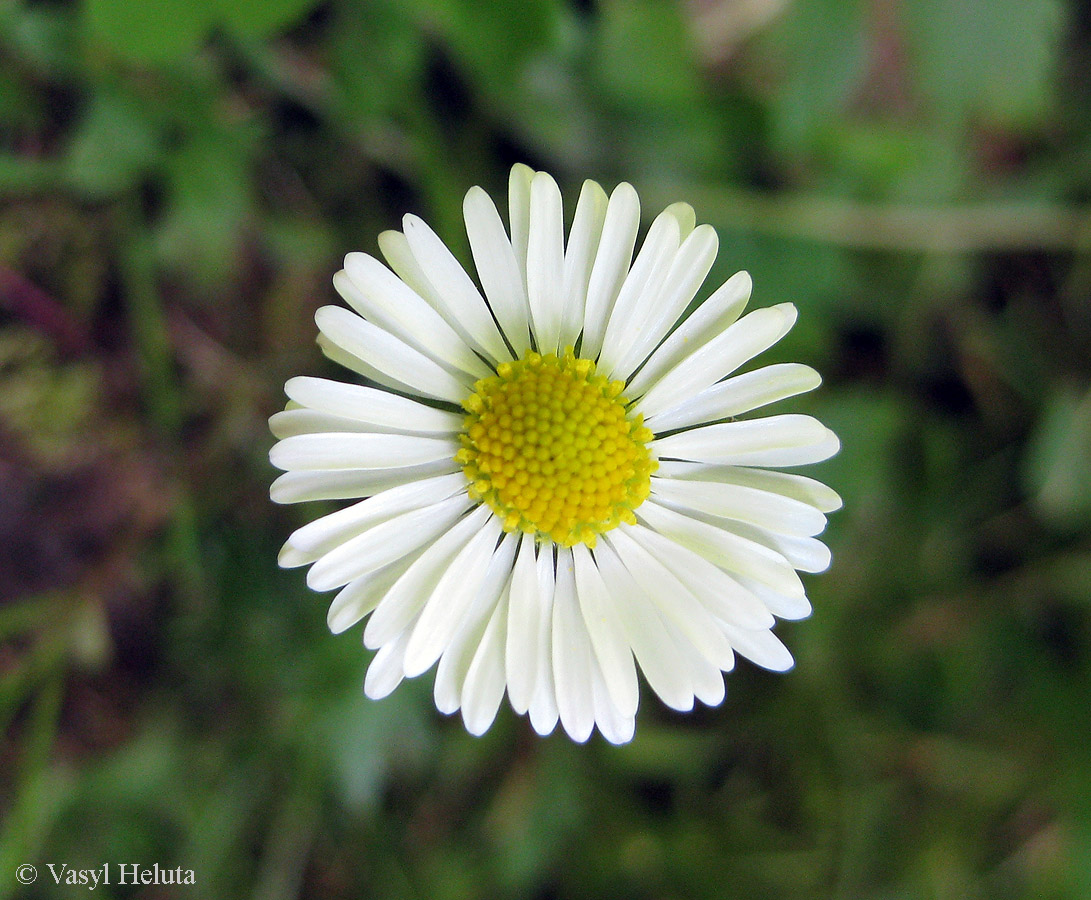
[270,165,841,744]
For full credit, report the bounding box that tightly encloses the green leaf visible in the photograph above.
[217,0,323,38]
[406,0,561,92]
[82,0,323,62]
[64,91,162,198]
[757,0,868,156]
[329,0,427,121]
[83,0,211,63]
[596,0,702,111]
[5,4,81,76]
[156,134,253,284]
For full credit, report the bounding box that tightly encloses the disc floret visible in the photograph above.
[456,348,656,547]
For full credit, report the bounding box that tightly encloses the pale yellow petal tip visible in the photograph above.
[267,411,294,440]
[802,365,823,390]
[282,375,304,397]
[313,304,339,329]
[824,427,842,458]
[401,212,425,233]
[375,229,404,256]
[463,184,491,211]
[531,169,560,191]
[326,609,353,635]
[579,177,608,201]
[268,474,294,505]
[773,301,799,329]
[509,163,536,188]
[663,200,697,235]
[277,541,308,569]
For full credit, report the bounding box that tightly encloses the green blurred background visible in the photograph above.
[2,0,1090,897]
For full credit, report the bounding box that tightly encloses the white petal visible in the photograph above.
[307,494,472,593]
[269,407,454,440]
[270,432,459,471]
[795,428,841,467]
[580,182,640,361]
[508,163,535,288]
[316,331,390,386]
[558,179,608,351]
[652,414,835,467]
[622,522,774,629]
[720,521,832,574]
[626,270,752,398]
[403,520,507,677]
[327,553,420,634]
[690,661,727,707]
[597,209,681,379]
[269,408,358,440]
[364,628,411,699]
[463,186,532,355]
[591,539,694,711]
[654,460,843,513]
[589,661,636,745]
[650,475,827,537]
[571,543,639,717]
[610,223,718,382]
[315,306,471,403]
[525,171,566,354]
[635,304,796,417]
[505,534,542,714]
[662,201,696,240]
[662,500,832,574]
[722,624,794,671]
[280,473,468,567]
[637,499,804,598]
[461,591,509,736]
[284,376,463,435]
[733,573,813,621]
[551,548,596,743]
[603,529,735,671]
[269,461,459,504]
[662,616,727,707]
[376,229,436,301]
[434,539,516,714]
[528,547,559,736]
[647,363,822,433]
[402,214,513,364]
[364,505,491,648]
[773,532,831,572]
[379,226,513,368]
[337,254,491,380]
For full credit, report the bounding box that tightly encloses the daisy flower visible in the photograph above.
[270,164,840,745]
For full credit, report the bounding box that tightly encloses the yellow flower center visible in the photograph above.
[456,349,657,547]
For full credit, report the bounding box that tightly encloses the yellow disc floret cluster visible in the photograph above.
[456,349,657,547]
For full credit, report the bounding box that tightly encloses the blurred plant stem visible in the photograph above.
[226,33,467,247]
[250,757,322,900]
[0,665,64,888]
[115,200,206,604]
[0,622,67,748]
